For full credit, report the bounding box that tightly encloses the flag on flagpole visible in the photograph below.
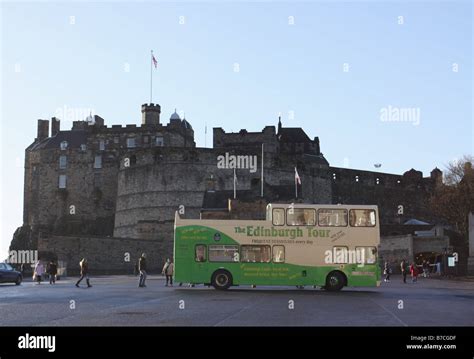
[295,167,301,185]
[150,50,158,103]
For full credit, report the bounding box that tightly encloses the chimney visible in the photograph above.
[36,119,49,141]
[51,117,60,136]
[141,103,161,126]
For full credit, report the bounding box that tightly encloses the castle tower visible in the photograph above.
[430,167,443,186]
[141,103,161,126]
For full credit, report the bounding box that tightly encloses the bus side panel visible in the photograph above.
[174,232,193,284]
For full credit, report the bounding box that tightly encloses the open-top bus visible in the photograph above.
[174,203,381,291]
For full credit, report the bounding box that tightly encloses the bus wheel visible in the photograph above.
[211,270,232,290]
[325,271,345,291]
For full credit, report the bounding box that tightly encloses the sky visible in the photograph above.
[0,0,472,259]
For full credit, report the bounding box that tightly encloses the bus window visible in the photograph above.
[318,209,348,227]
[241,245,271,263]
[209,245,239,262]
[356,247,377,264]
[195,245,206,262]
[272,245,285,263]
[272,208,285,226]
[286,208,316,226]
[349,209,376,227]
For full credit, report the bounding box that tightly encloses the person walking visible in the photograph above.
[383,261,391,282]
[400,259,407,284]
[422,260,430,278]
[75,258,92,288]
[435,260,441,276]
[162,258,174,287]
[33,260,44,284]
[138,253,148,288]
[410,262,419,283]
[48,260,58,285]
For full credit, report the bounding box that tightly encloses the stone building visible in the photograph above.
[12,102,457,274]
[23,104,193,236]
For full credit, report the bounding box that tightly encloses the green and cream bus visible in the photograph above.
[174,203,381,291]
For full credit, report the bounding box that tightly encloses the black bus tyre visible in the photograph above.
[211,270,232,290]
[325,271,345,291]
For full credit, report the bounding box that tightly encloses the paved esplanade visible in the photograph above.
[1,276,473,326]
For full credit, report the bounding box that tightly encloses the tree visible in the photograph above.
[430,155,474,241]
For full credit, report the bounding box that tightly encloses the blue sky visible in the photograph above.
[1,0,472,259]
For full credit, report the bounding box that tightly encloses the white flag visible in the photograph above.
[295,167,301,185]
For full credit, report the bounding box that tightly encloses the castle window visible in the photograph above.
[60,141,68,150]
[99,140,105,151]
[59,155,67,169]
[143,136,149,144]
[80,144,87,151]
[155,136,164,147]
[58,175,67,189]
[94,155,102,169]
[114,137,120,144]
[397,180,401,184]
[127,138,136,148]
[332,173,337,180]
[355,175,359,182]
[376,178,380,185]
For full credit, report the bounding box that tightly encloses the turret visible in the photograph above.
[141,103,161,126]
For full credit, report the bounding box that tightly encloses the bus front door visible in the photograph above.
[192,244,209,284]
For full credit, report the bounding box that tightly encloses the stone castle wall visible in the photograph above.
[38,233,167,275]
[113,146,334,239]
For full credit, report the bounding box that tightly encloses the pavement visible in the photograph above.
[0,274,473,326]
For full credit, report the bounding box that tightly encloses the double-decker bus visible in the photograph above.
[174,203,381,291]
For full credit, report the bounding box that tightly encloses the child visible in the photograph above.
[410,262,419,283]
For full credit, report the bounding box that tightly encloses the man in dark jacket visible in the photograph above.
[400,259,408,284]
[48,261,58,285]
[76,258,92,288]
[138,253,148,288]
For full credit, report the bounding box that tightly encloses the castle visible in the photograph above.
[12,102,452,274]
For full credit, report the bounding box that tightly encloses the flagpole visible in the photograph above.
[295,167,298,199]
[233,168,237,199]
[295,175,298,199]
[150,50,153,103]
[261,143,264,198]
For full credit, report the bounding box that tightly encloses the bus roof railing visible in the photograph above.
[266,203,378,210]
